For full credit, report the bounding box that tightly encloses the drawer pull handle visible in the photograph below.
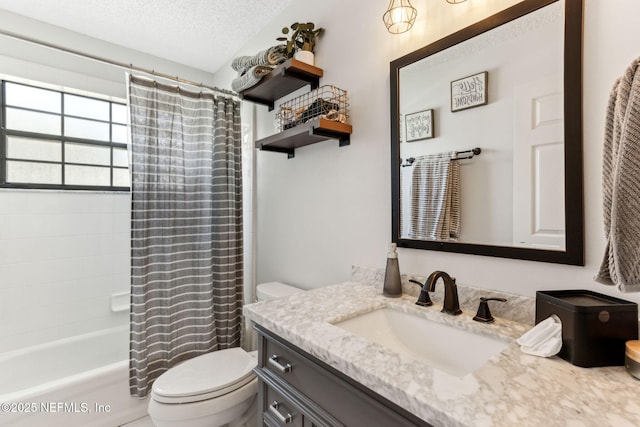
[269,400,293,424]
[268,354,293,373]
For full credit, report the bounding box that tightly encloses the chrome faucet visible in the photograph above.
[423,271,462,315]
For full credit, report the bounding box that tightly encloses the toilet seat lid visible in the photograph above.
[152,348,257,401]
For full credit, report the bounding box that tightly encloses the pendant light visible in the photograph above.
[383,0,418,34]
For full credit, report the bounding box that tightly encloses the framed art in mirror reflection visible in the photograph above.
[405,109,434,141]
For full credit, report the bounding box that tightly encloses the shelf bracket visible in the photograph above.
[240,95,275,111]
[311,127,351,148]
[258,144,296,158]
[283,67,321,91]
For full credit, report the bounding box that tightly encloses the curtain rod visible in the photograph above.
[0,28,238,98]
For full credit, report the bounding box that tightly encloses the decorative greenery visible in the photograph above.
[277,22,324,57]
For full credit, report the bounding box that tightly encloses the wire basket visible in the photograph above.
[275,85,349,132]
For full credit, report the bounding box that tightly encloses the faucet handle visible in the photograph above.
[409,279,433,306]
[473,297,507,323]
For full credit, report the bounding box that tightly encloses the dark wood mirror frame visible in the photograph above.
[390,0,584,265]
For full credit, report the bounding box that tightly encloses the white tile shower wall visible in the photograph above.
[0,190,130,353]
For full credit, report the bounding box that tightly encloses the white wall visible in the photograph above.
[213,0,640,306]
[0,9,220,352]
[0,10,218,98]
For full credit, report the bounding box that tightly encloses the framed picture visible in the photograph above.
[450,71,488,112]
[405,109,434,141]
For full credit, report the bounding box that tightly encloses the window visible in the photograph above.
[0,81,129,191]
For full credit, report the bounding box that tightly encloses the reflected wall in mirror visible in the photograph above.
[390,0,584,265]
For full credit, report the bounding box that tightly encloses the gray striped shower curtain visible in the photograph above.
[128,76,243,398]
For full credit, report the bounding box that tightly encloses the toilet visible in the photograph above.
[147,282,303,427]
[255,281,304,302]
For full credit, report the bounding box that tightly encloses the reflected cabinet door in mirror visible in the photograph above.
[390,0,584,265]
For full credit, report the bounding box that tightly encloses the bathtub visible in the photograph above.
[0,326,148,427]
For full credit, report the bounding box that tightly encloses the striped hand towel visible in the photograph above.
[410,152,460,241]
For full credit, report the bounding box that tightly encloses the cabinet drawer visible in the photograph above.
[262,334,309,385]
[264,384,305,427]
[258,326,430,427]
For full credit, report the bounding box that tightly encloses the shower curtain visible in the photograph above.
[127,75,243,398]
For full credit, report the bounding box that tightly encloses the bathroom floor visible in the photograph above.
[120,415,154,427]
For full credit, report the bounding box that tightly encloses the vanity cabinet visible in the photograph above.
[255,325,431,427]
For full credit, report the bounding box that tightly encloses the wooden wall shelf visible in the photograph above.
[256,118,352,159]
[240,58,352,158]
[239,59,323,111]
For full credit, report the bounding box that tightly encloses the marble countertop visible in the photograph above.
[244,281,640,427]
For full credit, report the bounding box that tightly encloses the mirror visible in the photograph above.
[390,0,584,265]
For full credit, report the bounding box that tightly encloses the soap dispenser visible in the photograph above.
[383,243,402,297]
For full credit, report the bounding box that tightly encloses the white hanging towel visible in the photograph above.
[410,152,460,241]
[595,57,640,292]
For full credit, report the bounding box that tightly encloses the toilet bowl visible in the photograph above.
[148,347,258,427]
[147,282,302,427]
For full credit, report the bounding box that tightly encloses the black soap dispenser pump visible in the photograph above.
[383,243,402,297]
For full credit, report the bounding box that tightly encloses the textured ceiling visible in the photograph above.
[0,0,295,73]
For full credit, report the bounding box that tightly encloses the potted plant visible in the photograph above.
[277,22,324,65]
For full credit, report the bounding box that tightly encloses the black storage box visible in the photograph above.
[535,290,638,367]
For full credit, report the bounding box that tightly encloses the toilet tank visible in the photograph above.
[256,282,303,301]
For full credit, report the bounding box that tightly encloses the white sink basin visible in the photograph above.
[332,308,510,376]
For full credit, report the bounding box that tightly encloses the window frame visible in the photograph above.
[0,80,129,192]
